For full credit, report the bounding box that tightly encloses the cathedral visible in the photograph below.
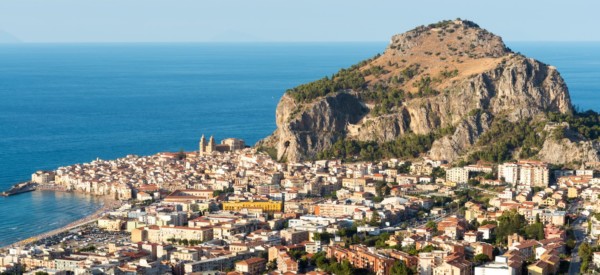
[198,135,216,155]
[199,134,245,155]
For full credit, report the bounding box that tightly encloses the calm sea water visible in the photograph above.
[510,42,600,112]
[0,42,385,245]
[0,42,598,245]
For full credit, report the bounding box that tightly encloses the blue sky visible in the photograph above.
[1,0,598,43]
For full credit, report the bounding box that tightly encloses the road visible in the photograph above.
[413,209,460,229]
[568,201,586,275]
[470,185,500,195]
[389,208,458,230]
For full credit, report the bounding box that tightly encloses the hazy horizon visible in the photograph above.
[1,0,599,43]
[2,41,600,45]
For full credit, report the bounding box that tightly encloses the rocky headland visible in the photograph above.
[258,19,600,167]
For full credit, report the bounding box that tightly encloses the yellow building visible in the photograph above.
[444,181,458,187]
[222,200,282,213]
[98,218,125,232]
[131,228,148,242]
[544,197,557,206]
[465,208,483,222]
[527,260,549,275]
[567,187,579,199]
[342,177,371,189]
[145,225,214,243]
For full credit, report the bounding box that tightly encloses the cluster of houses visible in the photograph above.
[3,140,600,274]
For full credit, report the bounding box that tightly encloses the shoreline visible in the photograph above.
[0,190,122,250]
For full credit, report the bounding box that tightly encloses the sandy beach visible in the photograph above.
[1,192,122,250]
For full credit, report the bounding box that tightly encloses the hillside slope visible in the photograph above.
[258,19,600,166]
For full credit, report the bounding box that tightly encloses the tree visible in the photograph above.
[431,167,446,181]
[332,260,356,275]
[468,178,480,186]
[473,254,490,265]
[313,232,333,243]
[566,239,576,254]
[402,244,418,256]
[578,243,592,273]
[375,232,391,248]
[495,210,527,245]
[312,251,330,270]
[78,245,96,252]
[266,259,277,272]
[580,261,589,274]
[483,172,495,180]
[398,162,412,174]
[390,261,414,275]
[258,250,269,260]
[369,210,381,226]
[298,257,308,273]
[524,222,544,240]
[176,148,186,160]
[338,225,357,238]
[289,249,307,260]
[469,219,480,231]
[213,186,234,197]
[425,221,438,234]
[419,245,436,253]
[375,181,390,197]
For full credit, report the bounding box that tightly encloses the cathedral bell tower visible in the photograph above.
[199,134,206,155]
[207,136,216,153]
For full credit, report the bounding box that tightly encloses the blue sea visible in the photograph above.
[0,42,598,246]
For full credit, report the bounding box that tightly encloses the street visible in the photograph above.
[568,201,586,275]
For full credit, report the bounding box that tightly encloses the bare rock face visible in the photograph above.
[259,20,577,163]
[429,112,493,162]
[260,92,368,162]
[484,57,572,120]
[537,137,600,165]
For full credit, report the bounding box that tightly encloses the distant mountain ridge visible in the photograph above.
[258,19,600,167]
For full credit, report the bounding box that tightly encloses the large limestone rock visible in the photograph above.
[265,92,368,162]
[258,20,577,163]
[537,137,600,166]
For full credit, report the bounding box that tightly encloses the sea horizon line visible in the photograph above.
[1,40,600,45]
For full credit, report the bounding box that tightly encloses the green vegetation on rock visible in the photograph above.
[468,117,546,163]
[548,110,600,140]
[317,126,455,161]
[286,57,379,103]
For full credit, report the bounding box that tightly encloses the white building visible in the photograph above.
[498,163,519,185]
[498,189,513,200]
[446,167,469,184]
[31,171,56,184]
[474,256,517,275]
[464,164,493,174]
[498,161,549,188]
[593,252,600,268]
[519,162,549,188]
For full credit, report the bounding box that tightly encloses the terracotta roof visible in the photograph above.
[237,257,266,266]
[478,224,497,229]
[514,240,540,249]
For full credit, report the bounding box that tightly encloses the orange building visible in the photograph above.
[164,189,214,203]
[388,250,418,268]
[327,245,395,275]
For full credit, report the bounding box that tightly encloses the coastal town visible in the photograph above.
[1,135,600,275]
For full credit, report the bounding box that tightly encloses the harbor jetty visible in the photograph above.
[1,181,37,197]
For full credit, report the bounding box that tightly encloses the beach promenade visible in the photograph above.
[1,197,121,250]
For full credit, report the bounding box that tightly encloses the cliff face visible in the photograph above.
[537,137,600,165]
[259,20,581,164]
[268,92,368,162]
